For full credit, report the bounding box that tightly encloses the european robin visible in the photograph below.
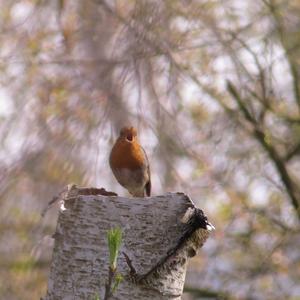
[109,126,151,197]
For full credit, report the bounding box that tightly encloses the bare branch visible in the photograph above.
[227,80,300,220]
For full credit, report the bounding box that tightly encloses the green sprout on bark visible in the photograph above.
[107,227,122,271]
[104,227,123,300]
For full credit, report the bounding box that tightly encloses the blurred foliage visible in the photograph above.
[0,0,300,299]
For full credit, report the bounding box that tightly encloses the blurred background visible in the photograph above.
[0,0,300,299]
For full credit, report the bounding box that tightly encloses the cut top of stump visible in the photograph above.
[44,186,213,300]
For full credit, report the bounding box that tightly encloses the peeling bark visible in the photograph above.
[43,185,213,300]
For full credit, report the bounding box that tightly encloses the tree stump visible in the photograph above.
[43,185,213,300]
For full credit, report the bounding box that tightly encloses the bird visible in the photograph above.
[109,126,151,197]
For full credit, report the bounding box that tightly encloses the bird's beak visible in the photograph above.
[126,133,133,142]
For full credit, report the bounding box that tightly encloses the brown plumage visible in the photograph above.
[109,126,151,197]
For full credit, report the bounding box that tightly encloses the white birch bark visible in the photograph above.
[43,185,213,300]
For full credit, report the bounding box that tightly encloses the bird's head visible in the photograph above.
[119,126,138,142]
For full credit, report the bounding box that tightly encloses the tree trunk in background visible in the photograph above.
[78,1,130,129]
[43,185,212,300]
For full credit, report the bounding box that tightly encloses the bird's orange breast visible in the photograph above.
[110,138,147,170]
